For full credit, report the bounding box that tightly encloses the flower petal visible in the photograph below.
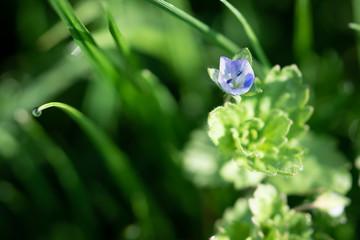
[243,73,254,88]
[218,73,233,93]
[220,56,236,79]
[214,56,255,95]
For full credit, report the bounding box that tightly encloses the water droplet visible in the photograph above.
[32,108,42,117]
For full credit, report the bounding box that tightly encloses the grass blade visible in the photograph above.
[48,0,119,83]
[101,2,131,59]
[33,102,174,239]
[0,126,60,217]
[145,0,240,54]
[352,0,360,69]
[37,0,101,51]
[293,0,313,61]
[220,0,271,70]
[15,110,98,237]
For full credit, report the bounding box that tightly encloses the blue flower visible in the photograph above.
[208,56,255,95]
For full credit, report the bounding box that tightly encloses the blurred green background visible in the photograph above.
[0,0,359,239]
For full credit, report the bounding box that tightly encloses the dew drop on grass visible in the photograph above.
[32,108,42,117]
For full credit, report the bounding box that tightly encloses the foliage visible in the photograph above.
[208,63,312,176]
[268,133,352,195]
[0,0,359,239]
[213,184,313,240]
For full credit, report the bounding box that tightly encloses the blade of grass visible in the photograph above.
[220,0,271,70]
[293,0,313,61]
[100,1,141,79]
[145,0,240,54]
[14,110,98,237]
[48,0,149,123]
[50,0,182,150]
[37,0,101,51]
[352,0,360,69]
[101,2,131,59]
[48,0,169,122]
[33,102,174,239]
[0,126,60,217]
[48,0,119,84]
[100,3,182,143]
[15,56,88,115]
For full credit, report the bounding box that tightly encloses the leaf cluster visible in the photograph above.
[214,184,313,240]
[208,52,313,176]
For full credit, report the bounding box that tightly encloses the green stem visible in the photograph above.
[352,0,360,69]
[293,0,313,61]
[145,0,240,54]
[220,0,271,70]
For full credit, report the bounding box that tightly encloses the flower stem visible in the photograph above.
[293,202,315,212]
[220,0,271,71]
[145,0,240,54]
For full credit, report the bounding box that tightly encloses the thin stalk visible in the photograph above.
[220,0,271,70]
[145,0,240,54]
[352,0,360,69]
[293,202,315,212]
[101,2,131,59]
[293,0,313,61]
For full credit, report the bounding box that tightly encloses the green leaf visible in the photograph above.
[232,48,253,66]
[262,65,310,114]
[278,210,312,239]
[249,184,284,224]
[264,110,292,146]
[214,184,313,239]
[220,161,265,190]
[208,103,253,156]
[182,128,264,189]
[238,145,303,176]
[215,199,252,240]
[267,132,352,195]
[288,106,313,138]
[208,68,220,86]
[182,129,227,187]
